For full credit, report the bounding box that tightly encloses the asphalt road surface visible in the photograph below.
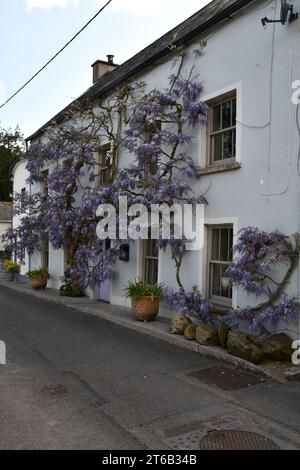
[0,285,300,450]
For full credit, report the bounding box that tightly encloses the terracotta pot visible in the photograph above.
[132,296,160,322]
[30,276,48,290]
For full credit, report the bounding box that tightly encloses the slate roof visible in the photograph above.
[0,202,12,222]
[27,0,255,142]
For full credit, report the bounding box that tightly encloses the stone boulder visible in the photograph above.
[227,331,263,364]
[218,321,230,349]
[196,323,219,346]
[170,315,191,335]
[184,324,197,341]
[261,334,292,361]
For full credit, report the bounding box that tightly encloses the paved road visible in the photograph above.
[0,285,300,450]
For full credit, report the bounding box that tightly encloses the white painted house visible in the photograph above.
[0,202,12,279]
[14,0,300,337]
[0,202,12,252]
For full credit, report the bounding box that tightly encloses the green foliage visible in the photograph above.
[4,259,20,273]
[124,279,164,300]
[0,126,24,201]
[27,267,49,280]
[59,280,83,297]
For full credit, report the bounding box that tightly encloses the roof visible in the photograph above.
[27,0,255,142]
[0,202,12,222]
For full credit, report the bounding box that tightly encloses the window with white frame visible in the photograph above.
[207,92,236,165]
[208,226,233,305]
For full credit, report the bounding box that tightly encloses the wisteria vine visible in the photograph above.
[3,58,208,290]
[224,227,300,336]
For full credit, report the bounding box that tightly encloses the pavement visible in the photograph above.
[0,283,300,450]
[0,280,282,377]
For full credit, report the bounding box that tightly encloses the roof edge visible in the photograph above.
[26,0,255,142]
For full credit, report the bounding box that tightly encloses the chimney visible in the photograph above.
[91,55,118,83]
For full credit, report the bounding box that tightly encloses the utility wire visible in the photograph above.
[0,0,113,110]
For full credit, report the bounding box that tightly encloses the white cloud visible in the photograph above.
[0,80,6,104]
[25,0,78,10]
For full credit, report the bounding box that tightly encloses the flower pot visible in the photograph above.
[30,276,48,290]
[4,272,15,281]
[132,296,160,322]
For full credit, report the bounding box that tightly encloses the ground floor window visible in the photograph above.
[41,235,49,270]
[208,225,233,305]
[142,239,159,285]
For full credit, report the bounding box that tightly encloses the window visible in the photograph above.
[141,121,161,178]
[41,234,49,270]
[96,145,111,186]
[208,226,233,305]
[40,170,49,196]
[142,239,158,285]
[20,188,26,210]
[208,93,236,165]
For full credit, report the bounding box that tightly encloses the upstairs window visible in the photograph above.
[40,170,49,196]
[208,93,236,165]
[142,120,161,178]
[20,188,26,210]
[96,145,111,186]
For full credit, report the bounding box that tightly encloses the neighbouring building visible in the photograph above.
[0,201,12,278]
[13,0,300,338]
[0,202,12,251]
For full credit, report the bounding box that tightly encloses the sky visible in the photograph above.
[0,0,209,138]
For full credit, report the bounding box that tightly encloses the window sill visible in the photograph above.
[197,162,241,176]
[210,303,232,315]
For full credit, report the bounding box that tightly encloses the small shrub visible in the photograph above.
[27,268,49,280]
[4,260,21,274]
[124,280,164,300]
[59,280,83,297]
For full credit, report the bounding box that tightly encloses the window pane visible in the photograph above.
[231,98,236,126]
[212,105,221,131]
[147,239,158,258]
[221,264,232,298]
[223,131,233,159]
[229,230,233,261]
[222,100,231,129]
[212,229,219,260]
[212,134,222,162]
[212,264,221,297]
[232,129,236,158]
[220,229,229,261]
[145,258,158,285]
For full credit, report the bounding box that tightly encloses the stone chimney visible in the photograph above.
[91,55,118,83]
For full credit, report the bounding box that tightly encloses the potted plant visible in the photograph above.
[59,279,84,297]
[27,268,49,290]
[3,259,20,281]
[124,280,164,322]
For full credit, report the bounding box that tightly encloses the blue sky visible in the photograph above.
[0,0,208,138]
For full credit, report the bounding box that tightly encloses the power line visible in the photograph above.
[0,0,113,110]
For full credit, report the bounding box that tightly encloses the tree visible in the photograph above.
[0,126,24,201]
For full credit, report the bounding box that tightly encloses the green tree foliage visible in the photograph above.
[0,126,24,201]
